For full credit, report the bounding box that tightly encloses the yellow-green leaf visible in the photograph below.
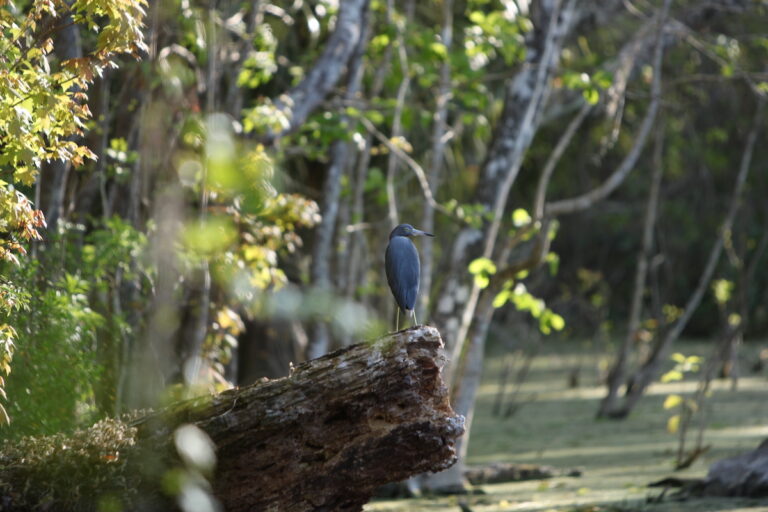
[512,208,531,227]
[661,370,683,383]
[663,394,682,409]
[550,313,565,331]
[667,414,681,434]
[671,352,686,363]
[493,290,509,308]
[468,257,496,276]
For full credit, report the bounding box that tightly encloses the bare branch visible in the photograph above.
[533,102,593,220]
[544,0,670,217]
[359,117,454,219]
[384,0,413,228]
[611,96,766,418]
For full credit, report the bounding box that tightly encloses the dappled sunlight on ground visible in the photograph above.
[365,340,768,512]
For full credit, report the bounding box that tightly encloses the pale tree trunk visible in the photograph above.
[427,0,673,490]
[223,1,264,117]
[427,291,495,491]
[434,0,578,376]
[384,0,414,229]
[427,224,553,490]
[425,1,579,493]
[306,6,370,359]
[259,0,370,145]
[126,187,185,409]
[419,0,453,321]
[597,121,665,418]
[343,46,393,313]
[605,97,765,419]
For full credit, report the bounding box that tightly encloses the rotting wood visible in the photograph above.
[700,438,768,498]
[0,326,463,512]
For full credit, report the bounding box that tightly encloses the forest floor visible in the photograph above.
[365,337,768,512]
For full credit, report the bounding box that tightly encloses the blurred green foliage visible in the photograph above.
[0,0,147,424]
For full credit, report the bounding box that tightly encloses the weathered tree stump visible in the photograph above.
[0,326,464,511]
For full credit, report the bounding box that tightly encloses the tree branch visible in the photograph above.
[612,96,765,418]
[544,0,670,217]
[259,0,370,145]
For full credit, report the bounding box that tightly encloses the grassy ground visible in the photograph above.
[365,338,768,512]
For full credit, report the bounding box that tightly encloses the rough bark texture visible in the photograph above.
[425,0,577,493]
[0,326,464,512]
[259,0,370,145]
[437,0,577,376]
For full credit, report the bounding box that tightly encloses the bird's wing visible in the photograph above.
[385,237,420,311]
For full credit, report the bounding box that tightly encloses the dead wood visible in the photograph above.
[0,326,464,512]
[699,438,768,497]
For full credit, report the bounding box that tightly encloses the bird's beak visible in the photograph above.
[413,229,434,237]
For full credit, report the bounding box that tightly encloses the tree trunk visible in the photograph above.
[425,290,495,492]
[44,17,82,231]
[424,0,577,492]
[419,0,453,321]
[436,0,577,374]
[604,97,765,419]
[307,4,370,359]
[0,326,463,512]
[597,120,665,418]
[259,0,370,145]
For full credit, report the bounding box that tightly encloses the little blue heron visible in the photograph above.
[385,223,434,331]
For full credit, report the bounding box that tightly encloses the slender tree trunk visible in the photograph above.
[439,0,577,382]
[425,290,495,491]
[424,1,579,492]
[307,6,371,359]
[597,121,665,418]
[384,0,413,229]
[259,0,371,145]
[419,0,453,321]
[606,97,765,419]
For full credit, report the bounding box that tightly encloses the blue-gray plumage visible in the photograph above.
[385,223,434,330]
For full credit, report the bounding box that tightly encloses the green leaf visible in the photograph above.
[371,34,390,51]
[546,252,560,275]
[182,217,237,256]
[661,370,683,383]
[468,257,497,276]
[469,11,485,24]
[469,258,496,289]
[663,394,683,409]
[493,290,510,308]
[671,352,687,364]
[583,87,600,105]
[550,313,565,331]
[667,414,681,434]
[429,42,447,59]
[512,208,531,227]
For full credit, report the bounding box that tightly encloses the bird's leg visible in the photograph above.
[395,308,400,332]
[412,310,417,326]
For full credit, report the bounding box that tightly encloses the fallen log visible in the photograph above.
[648,438,768,499]
[700,438,768,497]
[0,325,464,511]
